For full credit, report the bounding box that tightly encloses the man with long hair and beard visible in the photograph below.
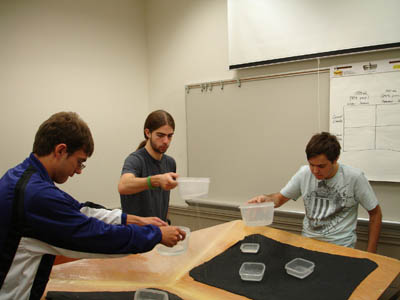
[119,110,178,223]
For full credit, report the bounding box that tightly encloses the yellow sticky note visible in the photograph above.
[334,70,343,76]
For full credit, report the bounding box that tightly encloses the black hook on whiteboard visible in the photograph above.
[363,62,377,71]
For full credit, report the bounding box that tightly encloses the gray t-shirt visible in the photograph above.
[120,147,176,221]
[280,164,378,247]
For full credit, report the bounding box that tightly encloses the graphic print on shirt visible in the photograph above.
[303,180,354,234]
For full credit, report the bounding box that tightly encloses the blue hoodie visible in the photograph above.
[0,153,161,300]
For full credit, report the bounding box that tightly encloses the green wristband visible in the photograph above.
[147,176,155,190]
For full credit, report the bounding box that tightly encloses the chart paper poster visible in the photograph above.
[330,59,400,182]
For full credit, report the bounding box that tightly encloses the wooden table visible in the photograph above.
[43,220,400,300]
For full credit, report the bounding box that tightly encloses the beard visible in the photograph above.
[150,138,168,154]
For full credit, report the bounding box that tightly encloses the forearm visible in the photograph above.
[367,206,382,253]
[367,221,381,253]
[126,214,168,227]
[126,214,142,225]
[264,193,289,208]
[119,174,161,195]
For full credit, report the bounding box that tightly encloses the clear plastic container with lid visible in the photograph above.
[285,258,315,279]
[240,243,260,254]
[239,262,266,281]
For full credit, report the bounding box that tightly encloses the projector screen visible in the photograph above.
[227,0,400,69]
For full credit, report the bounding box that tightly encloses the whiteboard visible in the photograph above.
[329,59,400,182]
[186,71,329,209]
[227,0,400,69]
[185,56,400,221]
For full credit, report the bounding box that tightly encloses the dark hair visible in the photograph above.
[137,110,175,149]
[305,132,341,162]
[33,112,94,157]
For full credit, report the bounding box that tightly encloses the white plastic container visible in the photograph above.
[156,226,190,256]
[239,202,274,226]
[134,288,168,300]
[177,177,210,200]
[240,243,260,254]
[285,258,315,279]
[239,262,266,281]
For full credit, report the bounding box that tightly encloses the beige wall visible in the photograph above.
[0,0,149,208]
[0,0,232,208]
[145,0,233,205]
[1,0,399,216]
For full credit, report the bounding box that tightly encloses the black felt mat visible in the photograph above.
[46,288,183,300]
[190,234,378,300]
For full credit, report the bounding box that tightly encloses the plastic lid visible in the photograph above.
[177,177,210,183]
[239,202,274,209]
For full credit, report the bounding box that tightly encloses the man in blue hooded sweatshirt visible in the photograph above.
[0,112,185,300]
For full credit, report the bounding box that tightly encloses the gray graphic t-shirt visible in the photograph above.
[280,164,378,247]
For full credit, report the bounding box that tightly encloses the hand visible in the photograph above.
[247,193,288,208]
[247,194,269,204]
[126,215,168,227]
[137,217,168,227]
[159,172,178,191]
[160,226,187,247]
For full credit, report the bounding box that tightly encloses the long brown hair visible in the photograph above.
[137,110,175,150]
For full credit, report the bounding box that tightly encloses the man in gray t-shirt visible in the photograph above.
[249,132,382,253]
[119,110,178,222]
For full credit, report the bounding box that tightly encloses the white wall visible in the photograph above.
[145,0,233,205]
[0,0,233,209]
[0,0,149,208]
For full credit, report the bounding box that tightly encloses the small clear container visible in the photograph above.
[239,262,266,281]
[285,258,315,279]
[240,243,260,254]
[134,288,168,300]
[239,202,274,226]
[156,226,190,256]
